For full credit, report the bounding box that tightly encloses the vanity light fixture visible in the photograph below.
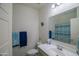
[51,3,61,9]
[56,3,61,6]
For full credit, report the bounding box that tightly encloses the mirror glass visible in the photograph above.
[49,8,77,45]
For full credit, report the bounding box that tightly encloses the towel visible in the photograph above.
[12,32,19,47]
[20,32,27,47]
[49,31,52,39]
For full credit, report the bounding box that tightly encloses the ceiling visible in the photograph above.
[23,3,49,9]
[17,3,52,10]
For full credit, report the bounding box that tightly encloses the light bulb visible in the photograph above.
[56,3,61,6]
[51,4,55,9]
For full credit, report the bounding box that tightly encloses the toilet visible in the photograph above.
[26,49,38,56]
[26,42,42,56]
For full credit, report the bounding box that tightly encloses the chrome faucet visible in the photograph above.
[57,45,63,51]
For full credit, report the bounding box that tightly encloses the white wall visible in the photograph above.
[39,4,52,43]
[12,4,39,56]
[49,17,55,31]
[71,18,79,45]
[8,3,13,56]
[77,7,79,17]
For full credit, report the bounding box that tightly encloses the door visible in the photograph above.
[0,3,12,56]
[0,19,9,56]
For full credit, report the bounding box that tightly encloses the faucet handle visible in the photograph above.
[57,45,63,51]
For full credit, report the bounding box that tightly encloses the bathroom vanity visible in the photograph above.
[37,40,78,56]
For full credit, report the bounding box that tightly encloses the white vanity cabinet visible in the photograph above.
[0,3,12,56]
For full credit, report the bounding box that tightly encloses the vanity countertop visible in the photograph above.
[38,43,78,56]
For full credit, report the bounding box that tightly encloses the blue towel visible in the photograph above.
[12,32,19,47]
[49,31,52,39]
[20,32,27,47]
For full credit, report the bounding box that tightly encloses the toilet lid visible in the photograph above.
[27,49,38,54]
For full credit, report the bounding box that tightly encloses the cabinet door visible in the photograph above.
[0,19,9,55]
